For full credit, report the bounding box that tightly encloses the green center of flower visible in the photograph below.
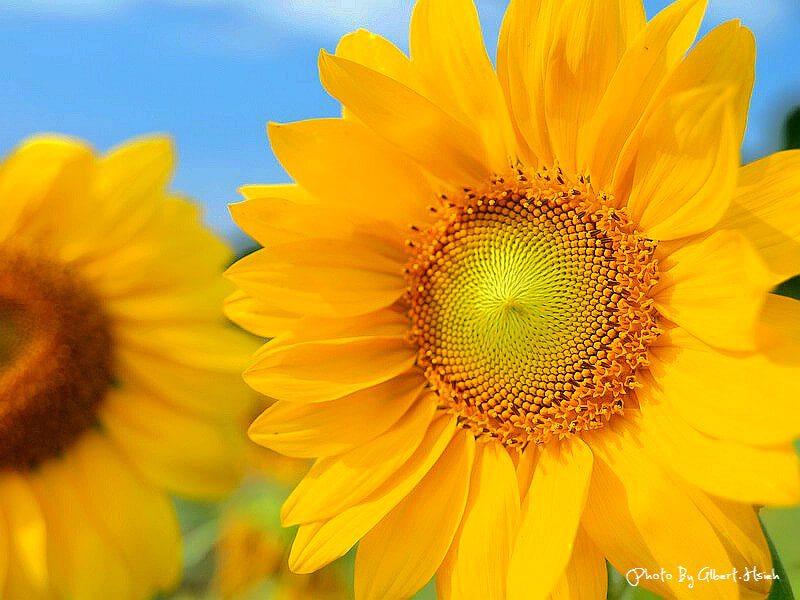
[407,167,661,447]
[0,247,114,471]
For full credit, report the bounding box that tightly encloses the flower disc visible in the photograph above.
[407,168,662,446]
[0,246,113,469]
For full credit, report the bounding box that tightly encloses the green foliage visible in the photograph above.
[784,106,800,151]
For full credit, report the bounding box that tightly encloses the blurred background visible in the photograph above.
[2,1,799,599]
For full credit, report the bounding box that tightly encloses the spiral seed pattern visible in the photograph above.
[406,167,661,448]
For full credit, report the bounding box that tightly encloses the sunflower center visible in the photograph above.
[0,247,114,470]
[406,167,661,448]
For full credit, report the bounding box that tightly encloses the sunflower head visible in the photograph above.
[229,0,800,598]
[0,135,256,599]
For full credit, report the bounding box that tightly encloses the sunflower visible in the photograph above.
[228,0,800,598]
[0,135,254,599]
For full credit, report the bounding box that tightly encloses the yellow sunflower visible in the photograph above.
[228,0,800,598]
[0,135,254,599]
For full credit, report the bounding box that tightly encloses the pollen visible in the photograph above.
[0,247,114,470]
[406,166,661,448]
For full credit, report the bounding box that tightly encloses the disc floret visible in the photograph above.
[406,166,661,448]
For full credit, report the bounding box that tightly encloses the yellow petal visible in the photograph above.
[549,527,608,600]
[612,21,755,199]
[318,52,490,185]
[268,307,409,348]
[224,288,301,338]
[239,183,314,204]
[497,0,561,166]
[639,372,800,505]
[230,195,393,248]
[718,150,800,280]
[544,0,632,174]
[583,0,707,188]
[515,445,539,500]
[288,414,457,573]
[267,117,435,225]
[102,386,245,499]
[508,437,593,600]
[29,451,134,600]
[226,238,405,319]
[626,87,738,240]
[583,417,737,599]
[281,392,437,525]
[71,434,182,595]
[96,135,172,209]
[336,29,418,91]
[354,430,475,600]
[649,315,800,446]
[117,348,253,421]
[0,136,94,251]
[685,489,773,597]
[654,230,771,350]
[117,321,255,373]
[436,441,520,600]
[81,137,177,260]
[0,473,50,599]
[0,492,7,595]
[244,333,416,403]
[249,371,425,458]
[410,0,516,171]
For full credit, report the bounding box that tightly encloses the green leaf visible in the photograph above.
[763,516,796,600]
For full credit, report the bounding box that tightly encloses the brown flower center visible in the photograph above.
[0,247,113,470]
[406,167,661,448]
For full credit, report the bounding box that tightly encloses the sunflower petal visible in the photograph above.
[583,418,737,599]
[649,310,800,446]
[226,240,406,319]
[497,0,560,166]
[102,387,245,499]
[354,430,475,600]
[410,0,515,171]
[29,452,134,600]
[583,0,707,187]
[718,150,800,280]
[654,230,771,350]
[549,527,608,600]
[683,490,772,597]
[268,118,434,225]
[249,371,425,458]
[244,333,416,403]
[544,0,632,173]
[318,51,490,185]
[0,474,49,599]
[281,392,437,525]
[0,137,94,250]
[612,20,755,199]
[436,441,520,600]
[287,414,457,573]
[507,437,593,600]
[639,372,800,505]
[626,87,738,240]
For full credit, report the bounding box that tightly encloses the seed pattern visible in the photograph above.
[406,166,661,448]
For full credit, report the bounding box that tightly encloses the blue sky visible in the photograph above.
[2,0,799,248]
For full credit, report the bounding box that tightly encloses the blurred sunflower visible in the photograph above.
[0,135,254,599]
[228,0,800,598]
